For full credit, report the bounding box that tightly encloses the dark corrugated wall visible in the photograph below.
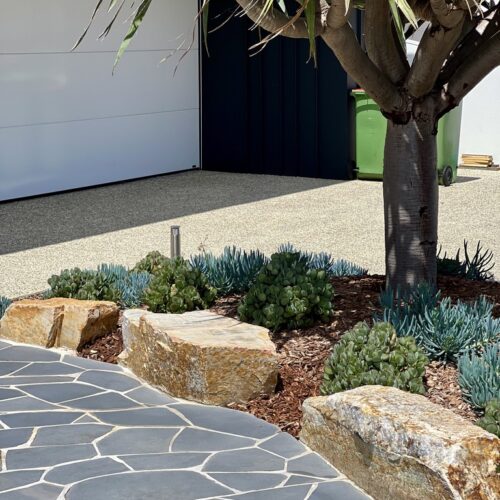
[200,1,354,180]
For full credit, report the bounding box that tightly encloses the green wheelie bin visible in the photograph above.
[351,89,462,186]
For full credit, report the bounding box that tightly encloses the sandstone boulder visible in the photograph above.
[300,386,499,500]
[120,309,278,405]
[0,298,119,350]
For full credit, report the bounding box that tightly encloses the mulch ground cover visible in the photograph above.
[79,274,500,437]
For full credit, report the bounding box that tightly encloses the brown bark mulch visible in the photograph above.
[79,322,124,365]
[78,274,500,437]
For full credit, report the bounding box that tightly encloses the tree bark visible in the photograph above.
[383,109,438,290]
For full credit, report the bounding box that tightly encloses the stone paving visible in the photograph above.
[0,339,371,499]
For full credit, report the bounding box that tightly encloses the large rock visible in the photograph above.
[300,386,499,500]
[0,299,119,350]
[120,309,278,405]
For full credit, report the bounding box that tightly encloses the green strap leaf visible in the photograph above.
[276,0,288,14]
[393,0,418,28]
[72,0,105,50]
[201,0,211,55]
[113,0,153,72]
[304,0,317,64]
[388,0,406,49]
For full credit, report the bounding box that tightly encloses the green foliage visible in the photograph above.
[48,268,121,302]
[238,252,334,331]
[133,251,169,275]
[476,399,500,437]
[190,246,268,295]
[47,264,151,308]
[143,258,217,313]
[321,322,428,396]
[115,271,152,308]
[378,283,439,337]
[0,296,12,319]
[415,297,500,360]
[438,241,494,281]
[379,285,500,361]
[458,342,500,410]
[277,243,368,277]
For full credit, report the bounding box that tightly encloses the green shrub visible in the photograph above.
[379,285,499,361]
[458,342,499,409]
[133,251,169,275]
[238,252,334,331]
[97,264,151,308]
[437,240,494,281]
[379,283,439,336]
[277,243,368,277]
[414,297,500,360]
[321,322,428,396]
[114,271,152,308]
[48,268,121,302]
[47,265,151,307]
[476,399,500,437]
[143,258,216,313]
[190,246,268,295]
[0,296,12,319]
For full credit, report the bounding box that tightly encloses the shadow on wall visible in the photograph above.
[0,170,347,255]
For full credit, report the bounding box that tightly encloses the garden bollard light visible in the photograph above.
[171,226,181,259]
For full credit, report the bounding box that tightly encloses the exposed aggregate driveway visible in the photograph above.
[0,339,370,499]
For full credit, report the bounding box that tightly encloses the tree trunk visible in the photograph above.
[383,111,438,290]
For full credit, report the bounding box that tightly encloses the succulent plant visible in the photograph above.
[413,297,500,360]
[277,243,368,277]
[238,251,334,331]
[48,268,103,299]
[114,271,152,308]
[143,258,217,313]
[379,285,499,361]
[328,259,369,277]
[0,296,12,319]
[190,246,268,295]
[378,283,439,336]
[48,265,151,306]
[71,271,121,302]
[438,240,494,281]
[458,342,500,410]
[321,322,429,396]
[476,399,500,437]
[133,251,170,275]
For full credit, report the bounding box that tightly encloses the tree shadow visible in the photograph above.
[0,170,347,255]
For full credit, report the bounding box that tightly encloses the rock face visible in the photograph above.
[120,310,278,405]
[0,299,119,350]
[300,386,500,500]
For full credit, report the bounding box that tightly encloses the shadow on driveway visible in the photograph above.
[0,170,347,255]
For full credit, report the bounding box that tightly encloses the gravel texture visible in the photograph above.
[1,169,498,298]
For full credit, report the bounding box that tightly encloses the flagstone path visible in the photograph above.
[0,339,370,499]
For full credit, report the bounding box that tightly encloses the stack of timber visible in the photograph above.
[460,154,498,170]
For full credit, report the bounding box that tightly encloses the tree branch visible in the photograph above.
[365,0,409,84]
[321,0,403,113]
[429,0,464,28]
[235,0,317,39]
[444,32,500,107]
[438,6,500,85]
[406,0,465,98]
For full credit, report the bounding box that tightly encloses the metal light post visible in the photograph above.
[170,225,181,259]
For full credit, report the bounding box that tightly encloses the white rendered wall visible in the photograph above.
[0,0,200,201]
[459,68,500,164]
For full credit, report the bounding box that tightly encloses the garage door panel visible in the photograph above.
[0,50,199,128]
[0,109,199,201]
[0,0,198,54]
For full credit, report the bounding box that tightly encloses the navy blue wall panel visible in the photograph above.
[201,1,353,180]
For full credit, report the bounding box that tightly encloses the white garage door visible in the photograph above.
[0,0,200,201]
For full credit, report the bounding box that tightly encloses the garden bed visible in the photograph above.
[78,274,500,437]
